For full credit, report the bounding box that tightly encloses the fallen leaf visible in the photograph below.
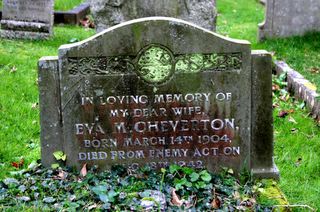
[272,102,280,108]
[288,109,295,114]
[31,103,38,110]
[291,128,298,133]
[227,168,234,175]
[240,198,256,208]
[171,189,183,207]
[11,159,24,169]
[10,66,17,73]
[279,93,290,102]
[211,188,221,209]
[295,158,302,167]
[54,170,67,180]
[88,203,97,210]
[211,196,221,209]
[233,191,241,200]
[80,163,87,177]
[310,67,320,74]
[288,116,297,124]
[278,110,289,118]
[272,84,280,91]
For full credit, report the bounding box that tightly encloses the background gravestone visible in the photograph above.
[259,0,320,40]
[0,0,54,39]
[39,17,278,179]
[88,0,217,32]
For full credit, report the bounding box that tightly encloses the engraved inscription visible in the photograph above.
[75,91,240,170]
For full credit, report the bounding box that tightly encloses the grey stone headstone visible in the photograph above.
[259,0,320,40]
[39,17,278,179]
[0,0,54,39]
[88,0,217,32]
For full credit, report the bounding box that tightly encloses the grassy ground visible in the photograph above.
[54,0,84,11]
[0,0,83,11]
[0,26,95,179]
[217,0,320,209]
[217,0,320,87]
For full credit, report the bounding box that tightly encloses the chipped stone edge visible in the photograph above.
[274,60,320,120]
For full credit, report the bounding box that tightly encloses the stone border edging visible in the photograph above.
[274,60,320,120]
[0,3,90,25]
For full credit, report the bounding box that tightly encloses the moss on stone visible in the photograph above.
[257,179,290,211]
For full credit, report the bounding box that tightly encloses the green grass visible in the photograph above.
[217,0,320,87]
[217,0,320,209]
[54,0,84,11]
[274,101,320,209]
[0,26,95,179]
[0,0,83,11]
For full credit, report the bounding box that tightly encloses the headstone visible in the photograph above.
[39,17,279,179]
[259,0,320,40]
[0,0,54,39]
[88,0,217,32]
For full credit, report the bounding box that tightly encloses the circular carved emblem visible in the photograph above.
[137,45,174,84]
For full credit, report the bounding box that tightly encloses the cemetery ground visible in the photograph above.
[0,0,319,210]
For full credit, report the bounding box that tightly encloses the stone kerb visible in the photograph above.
[274,61,320,121]
[39,17,279,179]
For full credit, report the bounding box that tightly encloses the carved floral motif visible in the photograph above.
[67,45,242,78]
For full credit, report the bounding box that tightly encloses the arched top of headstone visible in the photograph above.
[59,17,250,58]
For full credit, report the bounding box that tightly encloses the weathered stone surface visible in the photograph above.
[274,60,320,120]
[0,0,54,39]
[259,0,320,40]
[251,51,279,179]
[88,0,217,32]
[39,17,277,178]
[38,57,63,166]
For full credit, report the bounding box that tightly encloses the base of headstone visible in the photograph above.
[252,163,280,180]
[0,30,52,40]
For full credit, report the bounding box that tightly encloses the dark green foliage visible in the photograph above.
[0,164,275,211]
